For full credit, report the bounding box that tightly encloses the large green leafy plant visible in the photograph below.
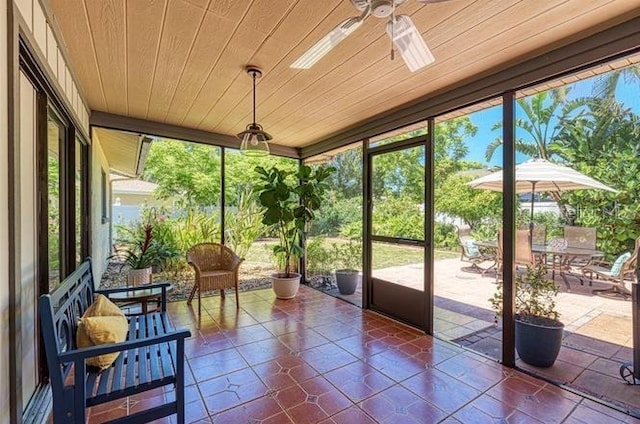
[255,165,335,277]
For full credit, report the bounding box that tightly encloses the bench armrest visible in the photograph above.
[95,282,171,295]
[58,329,191,363]
[96,282,171,312]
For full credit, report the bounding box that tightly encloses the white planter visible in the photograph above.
[271,273,301,299]
[128,267,152,286]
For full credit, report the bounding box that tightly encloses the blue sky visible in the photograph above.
[462,70,640,167]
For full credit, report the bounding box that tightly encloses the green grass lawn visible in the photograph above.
[244,237,457,270]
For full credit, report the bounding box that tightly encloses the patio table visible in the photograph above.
[473,240,604,290]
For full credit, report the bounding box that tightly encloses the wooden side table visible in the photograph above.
[110,284,173,314]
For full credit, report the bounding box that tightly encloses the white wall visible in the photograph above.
[0,0,11,422]
[91,138,111,280]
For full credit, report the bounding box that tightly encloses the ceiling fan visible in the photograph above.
[291,0,452,72]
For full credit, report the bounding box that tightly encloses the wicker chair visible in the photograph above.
[186,243,243,313]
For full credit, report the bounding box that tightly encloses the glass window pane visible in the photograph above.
[433,100,503,359]
[47,112,62,291]
[75,138,84,264]
[224,150,298,286]
[371,146,425,240]
[304,143,363,306]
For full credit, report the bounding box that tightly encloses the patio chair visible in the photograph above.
[515,229,538,267]
[457,225,494,273]
[186,243,243,315]
[582,236,640,299]
[564,226,597,250]
[564,225,598,283]
[531,224,547,246]
[496,229,540,280]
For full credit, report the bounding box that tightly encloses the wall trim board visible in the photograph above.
[90,111,301,159]
[7,0,21,422]
[16,14,89,141]
[300,15,640,159]
[35,0,91,116]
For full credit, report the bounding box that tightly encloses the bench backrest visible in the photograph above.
[39,258,95,393]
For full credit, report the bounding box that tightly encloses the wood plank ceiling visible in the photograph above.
[49,0,640,149]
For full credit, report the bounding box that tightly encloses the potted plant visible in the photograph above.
[255,164,335,299]
[332,239,362,295]
[116,222,177,286]
[490,265,564,367]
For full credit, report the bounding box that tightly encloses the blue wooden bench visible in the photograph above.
[39,258,191,423]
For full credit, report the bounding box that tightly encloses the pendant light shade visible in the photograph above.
[238,67,271,156]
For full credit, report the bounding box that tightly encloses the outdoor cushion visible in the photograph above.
[84,294,126,318]
[77,294,128,370]
[610,252,631,277]
[77,315,129,370]
[464,239,480,257]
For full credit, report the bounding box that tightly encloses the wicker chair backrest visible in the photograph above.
[186,243,238,272]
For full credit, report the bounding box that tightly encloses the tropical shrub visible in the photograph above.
[372,195,424,240]
[225,185,265,259]
[433,223,458,249]
[311,195,362,237]
[306,238,333,276]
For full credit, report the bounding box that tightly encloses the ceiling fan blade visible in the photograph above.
[417,0,454,4]
[386,14,435,72]
[291,17,363,69]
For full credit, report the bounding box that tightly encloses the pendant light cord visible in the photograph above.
[252,71,257,125]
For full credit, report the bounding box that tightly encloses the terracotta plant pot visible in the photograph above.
[127,267,152,286]
[271,273,301,299]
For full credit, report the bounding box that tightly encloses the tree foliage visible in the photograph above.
[435,174,502,230]
[143,139,298,208]
[554,98,640,257]
[143,140,221,207]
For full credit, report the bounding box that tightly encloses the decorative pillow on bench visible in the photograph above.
[77,294,128,370]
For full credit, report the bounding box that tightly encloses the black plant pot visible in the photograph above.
[335,270,360,295]
[515,317,564,368]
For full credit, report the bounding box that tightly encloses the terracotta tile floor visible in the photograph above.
[88,286,640,423]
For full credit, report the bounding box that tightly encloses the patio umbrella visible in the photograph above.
[467,158,617,225]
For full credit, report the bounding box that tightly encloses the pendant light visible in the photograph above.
[238,66,271,156]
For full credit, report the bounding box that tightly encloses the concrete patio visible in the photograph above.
[319,256,640,415]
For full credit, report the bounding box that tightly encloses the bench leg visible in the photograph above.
[235,284,239,309]
[176,339,186,424]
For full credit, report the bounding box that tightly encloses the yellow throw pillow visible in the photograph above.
[83,294,125,318]
[76,294,128,370]
[77,315,129,370]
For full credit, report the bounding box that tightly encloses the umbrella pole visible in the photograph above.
[529,181,537,238]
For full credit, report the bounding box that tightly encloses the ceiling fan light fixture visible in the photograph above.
[238,67,271,157]
[386,14,434,72]
[291,18,363,69]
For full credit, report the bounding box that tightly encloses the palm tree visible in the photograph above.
[485,87,584,220]
[593,65,640,100]
[554,97,638,164]
[485,87,574,163]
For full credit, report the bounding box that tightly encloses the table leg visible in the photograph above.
[142,300,148,315]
